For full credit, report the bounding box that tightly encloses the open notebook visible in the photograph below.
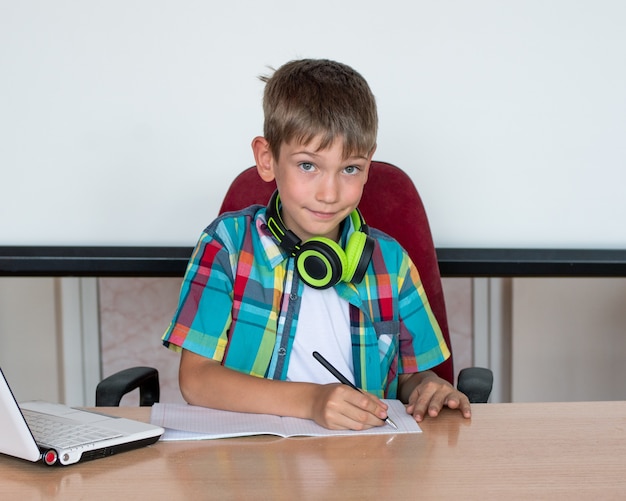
[151,399,421,440]
[0,367,164,466]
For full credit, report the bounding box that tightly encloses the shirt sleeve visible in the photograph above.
[396,254,451,374]
[161,230,234,362]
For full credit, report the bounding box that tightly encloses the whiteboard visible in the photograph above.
[1,1,625,249]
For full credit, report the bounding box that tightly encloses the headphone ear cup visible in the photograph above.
[295,238,345,289]
[344,233,375,283]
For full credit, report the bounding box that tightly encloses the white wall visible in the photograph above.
[512,278,626,402]
[0,277,100,406]
[0,278,62,402]
[2,1,625,249]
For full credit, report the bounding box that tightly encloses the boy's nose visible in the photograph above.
[315,175,339,203]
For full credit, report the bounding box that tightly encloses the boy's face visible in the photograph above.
[255,136,374,243]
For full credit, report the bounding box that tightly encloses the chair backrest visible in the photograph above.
[219,161,454,384]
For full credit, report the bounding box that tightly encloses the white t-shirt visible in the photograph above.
[286,285,354,385]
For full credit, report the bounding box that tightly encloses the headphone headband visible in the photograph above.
[264,190,374,289]
[265,191,303,255]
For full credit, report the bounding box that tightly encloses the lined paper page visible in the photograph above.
[151,403,285,439]
[151,399,421,441]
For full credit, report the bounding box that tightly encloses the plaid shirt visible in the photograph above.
[162,205,449,398]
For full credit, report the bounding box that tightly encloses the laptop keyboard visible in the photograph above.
[22,409,123,449]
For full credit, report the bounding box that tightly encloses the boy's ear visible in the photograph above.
[251,136,275,182]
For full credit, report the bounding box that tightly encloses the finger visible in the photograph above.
[349,391,390,423]
[329,399,388,430]
[428,388,474,418]
[346,404,389,429]
[446,394,472,418]
[407,387,438,422]
[426,391,448,418]
[329,386,389,429]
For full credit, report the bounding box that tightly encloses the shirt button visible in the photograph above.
[278,347,286,356]
[289,293,298,301]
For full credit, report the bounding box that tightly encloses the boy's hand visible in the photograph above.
[400,371,471,422]
[310,383,390,430]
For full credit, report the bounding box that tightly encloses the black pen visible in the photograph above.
[312,351,398,429]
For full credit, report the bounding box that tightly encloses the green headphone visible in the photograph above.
[265,190,374,289]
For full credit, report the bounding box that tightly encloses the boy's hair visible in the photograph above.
[260,59,378,160]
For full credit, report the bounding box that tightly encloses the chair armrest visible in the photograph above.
[95,366,160,407]
[457,367,493,404]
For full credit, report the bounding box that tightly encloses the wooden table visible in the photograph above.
[1,401,625,500]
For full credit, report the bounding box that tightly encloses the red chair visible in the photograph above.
[96,161,492,405]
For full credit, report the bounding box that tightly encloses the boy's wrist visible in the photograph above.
[295,382,324,421]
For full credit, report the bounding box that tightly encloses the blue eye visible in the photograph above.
[299,162,315,171]
[344,165,360,175]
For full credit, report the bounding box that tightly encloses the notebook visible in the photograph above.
[151,399,421,440]
[0,367,164,466]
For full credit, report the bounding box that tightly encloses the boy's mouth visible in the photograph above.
[309,209,337,220]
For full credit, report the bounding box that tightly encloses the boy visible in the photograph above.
[162,59,471,430]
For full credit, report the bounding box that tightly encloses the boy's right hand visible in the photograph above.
[310,383,390,430]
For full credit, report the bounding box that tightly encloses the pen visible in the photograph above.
[312,351,398,430]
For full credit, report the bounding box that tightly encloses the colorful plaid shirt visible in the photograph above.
[162,205,449,398]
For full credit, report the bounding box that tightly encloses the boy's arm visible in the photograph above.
[179,349,391,430]
[397,371,471,422]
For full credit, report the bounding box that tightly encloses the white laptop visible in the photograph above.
[0,367,164,466]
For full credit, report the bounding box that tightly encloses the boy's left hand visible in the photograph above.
[400,371,471,422]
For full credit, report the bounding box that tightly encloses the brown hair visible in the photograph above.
[260,59,378,160]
